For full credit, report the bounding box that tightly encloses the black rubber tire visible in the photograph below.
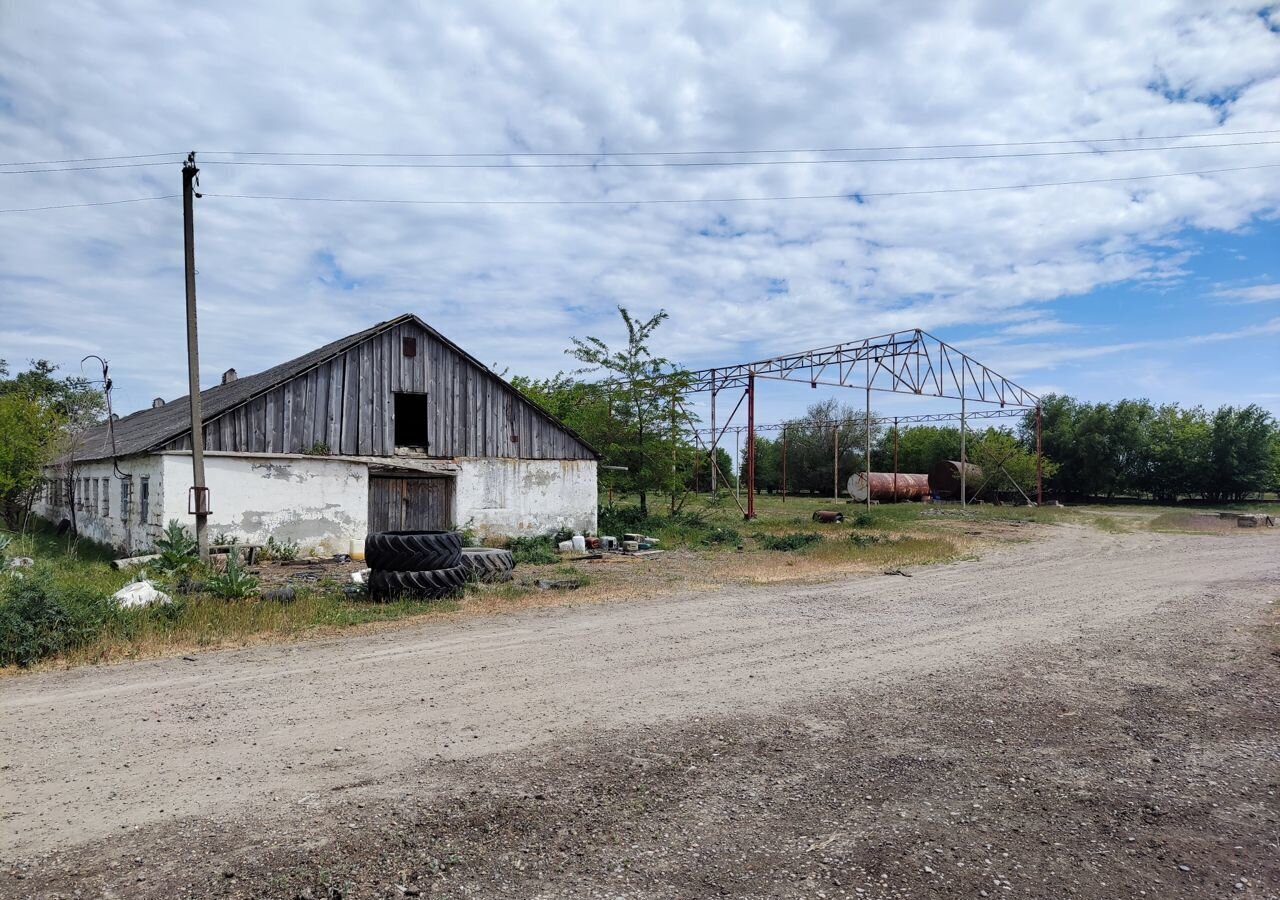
[459,547,516,583]
[368,566,469,601]
[365,530,462,571]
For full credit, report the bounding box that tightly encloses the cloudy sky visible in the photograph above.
[2,1,1278,427]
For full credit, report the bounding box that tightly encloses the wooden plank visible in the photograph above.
[358,340,373,455]
[327,356,344,451]
[341,349,359,453]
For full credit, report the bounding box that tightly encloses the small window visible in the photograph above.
[394,392,430,448]
[402,337,417,358]
[139,476,150,524]
[101,478,110,517]
[91,479,99,517]
[120,477,132,522]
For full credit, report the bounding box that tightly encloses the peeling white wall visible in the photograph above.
[455,458,597,537]
[36,456,167,553]
[163,453,369,555]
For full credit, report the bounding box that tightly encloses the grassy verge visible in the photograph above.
[3,496,1071,671]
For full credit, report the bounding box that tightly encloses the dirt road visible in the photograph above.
[3,524,1278,898]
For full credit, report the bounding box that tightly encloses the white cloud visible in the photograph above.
[0,1,1278,416]
[1213,283,1280,303]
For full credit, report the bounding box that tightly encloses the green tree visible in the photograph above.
[1206,405,1275,501]
[1141,404,1210,502]
[773,400,879,497]
[873,425,961,475]
[565,307,691,514]
[0,360,105,528]
[968,428,1057,500]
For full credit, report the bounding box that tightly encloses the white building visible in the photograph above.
[35,315,599,555]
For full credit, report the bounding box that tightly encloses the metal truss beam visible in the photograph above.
[684,330,1036,408]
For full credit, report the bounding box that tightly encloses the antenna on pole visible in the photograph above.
[182,152,210,560]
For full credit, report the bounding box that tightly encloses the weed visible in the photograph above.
[154,520,199,574]
[850,511,879,528]
[506,534,559,565]
[0,573,113,667]
[754,532,823,552]
[849,533,886,547]
[260,535,300,562]
[701,525,741,546]
[206,553,259,600]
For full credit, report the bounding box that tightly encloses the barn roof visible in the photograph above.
[70,314,598,462]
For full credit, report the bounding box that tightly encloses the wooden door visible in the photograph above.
[368,476,455,533]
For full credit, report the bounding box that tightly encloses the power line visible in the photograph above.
[0,161,177,175]
[4,162,1275,214]
[0,152,182,168]
[202,128,1280,158]
[193,139,1280,170]
[0,194,180,213]
[6,128,1279,171]
[197,163,1280,206]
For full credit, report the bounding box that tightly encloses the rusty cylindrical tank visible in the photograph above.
[846,472,931,502]
[927,460,984,499]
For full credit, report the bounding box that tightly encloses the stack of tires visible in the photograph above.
[364,530,515,600]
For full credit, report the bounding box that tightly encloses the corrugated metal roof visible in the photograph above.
[71,314,598,462]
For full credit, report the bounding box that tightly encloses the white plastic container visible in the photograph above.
[558,540,574,552]
[571,534,587,552]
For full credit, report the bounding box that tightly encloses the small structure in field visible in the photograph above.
[928,460,984,501]
[847,472,930,503]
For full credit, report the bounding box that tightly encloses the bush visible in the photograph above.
[260,535,300,562]
[849,533,884,547]
[0,574,112,667]
[506,534,559,566]
[597,504,662,537]
[701,525,741,546]
[206,553,259,600]
[850,511,879,528]
[154,520,199,574]
[754,532,823,552]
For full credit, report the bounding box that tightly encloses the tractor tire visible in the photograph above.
[459,547,516,583]
[368,565,469,601]
[364,530,463,572]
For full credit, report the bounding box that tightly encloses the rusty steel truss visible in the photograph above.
[626,330,1044,520]
[685,329,1038,407]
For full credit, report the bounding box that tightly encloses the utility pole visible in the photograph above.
[182,152,209,560]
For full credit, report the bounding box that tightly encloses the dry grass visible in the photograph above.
[5,497,1074,672]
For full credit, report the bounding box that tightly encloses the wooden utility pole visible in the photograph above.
[182,152,209,560]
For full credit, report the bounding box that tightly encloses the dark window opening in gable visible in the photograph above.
[402,337,417,358]
[394,392,430,448]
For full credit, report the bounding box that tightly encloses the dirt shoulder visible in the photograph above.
[2,525,1278,898]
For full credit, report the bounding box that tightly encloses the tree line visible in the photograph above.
[511,308,1279,507]
[1027,394,1278,502]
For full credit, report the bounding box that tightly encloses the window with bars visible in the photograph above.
[139,476,150,524]
[101,478,110,517]
[120,477,132,522]
[91,479,99,517]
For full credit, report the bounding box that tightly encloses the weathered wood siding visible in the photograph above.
[368,475,455,532]
[162,321,594,460]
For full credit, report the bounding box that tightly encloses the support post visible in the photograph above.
[960,395,967,508]
[735,428,741,504]
[1035,403,1043,506]
[745,374,756,520]
[893,417,899,502]
[865,384,871,512]
[781,426,787,504]
[833,423,839,501]
[709,370,717,496]
[182,152,209,561]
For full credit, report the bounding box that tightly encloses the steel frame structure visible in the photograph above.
[639,329,1042,520]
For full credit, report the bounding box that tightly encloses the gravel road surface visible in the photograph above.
[2,524,1277,898]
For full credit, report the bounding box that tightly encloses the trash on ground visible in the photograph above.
[112,580,172,609]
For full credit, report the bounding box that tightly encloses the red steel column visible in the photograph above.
[745,374,756,520]
[893,417,899,502]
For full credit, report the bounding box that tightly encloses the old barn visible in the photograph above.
[34,314,598,554]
